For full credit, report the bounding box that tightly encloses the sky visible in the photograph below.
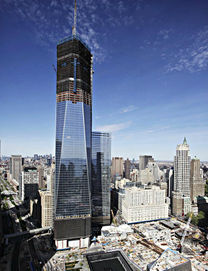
[0,0,208,160]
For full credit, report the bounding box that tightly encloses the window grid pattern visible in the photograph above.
[55,101,91,219]
[174,149,191,197]
[91,132,111,219]
[54,37,92,224]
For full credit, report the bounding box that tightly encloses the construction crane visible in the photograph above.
[178,213,192,253]
[52,64,57,74]
[111,209,117,226]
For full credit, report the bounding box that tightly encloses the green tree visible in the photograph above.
[186,211,206,226]
[198,211,205,220]
[191,215,198,225]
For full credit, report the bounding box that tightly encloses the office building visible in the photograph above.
[40,190,53,227]
[10,155,22,184]
[138,162,163,184]
[172,191,191,216]
[124,158,131,179]
[190,157,205,202]
[159,181,168,197]
[111,157,123,179]
[91,131,111,226]
[47,158,52,167]
[138,167,154,184]
[40,163,54,228]
[34,154,39,160]
[115,178,131,190]
[19,167,39,201]
[174,138,191,197]
[130,168,139,182]
[38,166,45,189]
[122,186,168,223]
[166,168,174,198]
[139,155,153,170]
[182,196,191,214]
[54,1,92,247]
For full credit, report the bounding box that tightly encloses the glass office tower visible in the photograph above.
[54,35,93,241]
[92,132,111,226]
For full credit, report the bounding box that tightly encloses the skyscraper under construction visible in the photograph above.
[54,0,93,248]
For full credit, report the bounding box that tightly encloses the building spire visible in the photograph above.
[72,0,77,36]
[183,137,187,145]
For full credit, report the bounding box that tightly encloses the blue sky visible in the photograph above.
[0,0,208,160]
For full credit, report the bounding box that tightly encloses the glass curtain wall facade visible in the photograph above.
[92,132,111,226]
[54,35,93,240]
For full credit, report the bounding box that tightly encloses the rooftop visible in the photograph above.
[57,34,91,52]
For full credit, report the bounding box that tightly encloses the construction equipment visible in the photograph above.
[111,209,117,226]
[52,64,56,73]
[178,213,192,253]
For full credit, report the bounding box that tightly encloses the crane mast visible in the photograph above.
[179,213,192,252]
[181,214,192,245]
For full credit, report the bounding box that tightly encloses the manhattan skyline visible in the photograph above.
[0,0,208,160]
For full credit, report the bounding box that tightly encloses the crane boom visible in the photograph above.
[180,213,192,249]
[111,209,117,226]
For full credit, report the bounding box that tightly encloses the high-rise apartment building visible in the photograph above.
[190,157,205,202]
[174,138,191,197]
[10,155,22,184]
[111,157,123,179]
[139,155,153,171]
[124,158,131,180]
[54,1,93,246]
[91,132,111,226]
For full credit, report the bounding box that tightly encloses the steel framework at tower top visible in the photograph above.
[72,0,77,36]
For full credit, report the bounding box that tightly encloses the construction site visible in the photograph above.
[46,215,208,271]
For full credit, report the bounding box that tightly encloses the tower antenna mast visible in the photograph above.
[72,0,77,36]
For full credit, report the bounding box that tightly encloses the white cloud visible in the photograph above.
[120,105,137,113]
[1,0,139,62]
[96,121,131,133]
[158,29,172,40]
[167,26,208,72]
